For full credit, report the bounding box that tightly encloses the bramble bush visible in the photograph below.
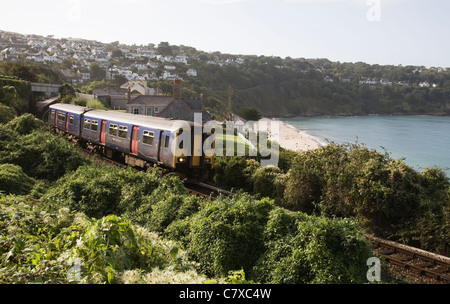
[181,192,274,278]
[0,120,86,181]
[283,143,450,255]
[0,163,35,195]
[251,208,372,284]
[0,195,203,284]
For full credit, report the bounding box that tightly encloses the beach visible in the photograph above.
[260,118,323,152]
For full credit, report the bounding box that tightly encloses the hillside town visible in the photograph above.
[0,30,245,85]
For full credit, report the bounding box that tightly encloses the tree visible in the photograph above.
[59,83,76,103]
[157,42,172,56]
[89,62,106,81]
[239,107,262,121]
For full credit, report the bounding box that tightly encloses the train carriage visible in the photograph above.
[48,103,213,178]
[49,103,91,137]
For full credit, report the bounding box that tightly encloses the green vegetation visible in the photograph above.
[164,54,450,118]
[211,143,450,256]
[0,76,31,116]
[1,114,380,284]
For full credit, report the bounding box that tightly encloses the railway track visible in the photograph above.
[366,234,450,283]
[183,179,233,199]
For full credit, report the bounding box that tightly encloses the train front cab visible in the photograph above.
[173,127,214,178]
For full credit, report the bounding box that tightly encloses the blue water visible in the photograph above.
[280,115,450,174]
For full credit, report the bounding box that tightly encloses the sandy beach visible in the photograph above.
[260,118,323,152]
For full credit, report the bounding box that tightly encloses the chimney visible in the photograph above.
[173,79,182,99]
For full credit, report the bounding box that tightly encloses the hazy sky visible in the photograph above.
[1,0,449,67]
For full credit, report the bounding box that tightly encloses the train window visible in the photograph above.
[84,119,91,129]
[50,111,55,124]
[118,126,128,138]
[109,124,118,136]
[91,120,98,132]
[69,115,74,125]
[164,135,170,148]
[58,112,66,122]
[143,131,154,146]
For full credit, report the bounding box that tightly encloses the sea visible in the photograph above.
[279,115,450,175]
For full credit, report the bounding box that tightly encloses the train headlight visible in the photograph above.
[177,157,187,163]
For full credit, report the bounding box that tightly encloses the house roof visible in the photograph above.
[183,98,203,111]
[128,95,174,107]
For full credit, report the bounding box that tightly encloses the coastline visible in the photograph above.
[260,118,323,152]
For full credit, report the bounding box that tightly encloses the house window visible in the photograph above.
[84,119,91,129]
[133,107,139,115]
[69,115,74,125]
[109,124,118,136]
[118,125,128,138]
[146,107,152,116]
[164,135,170,148]
[154,107,159,114]
[91,120,98,132]
[143,130,154,146]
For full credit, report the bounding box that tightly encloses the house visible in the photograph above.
[120,80,155,95]
[126,80,212,122]
[93,87,134,110]
[186,69,197,77]
[126,95,212,122]
[59,69,82,84]
[324,76,334,82]
[232,113,249,136]
[77,69,91,82]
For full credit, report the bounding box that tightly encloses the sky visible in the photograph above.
[1,0,449,68]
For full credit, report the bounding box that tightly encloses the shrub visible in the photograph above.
[184,192,274,277]
[72,97,88,107]
[212,156,259,192]
[252,166,282,199]
[0,195,202,284]
[251,208,372,284]
[283,143,450,254]
[6,113,42,135]
[0,104,16,124]
[0,163,35,195]
[0,130,86,181]
[46,164,192,220]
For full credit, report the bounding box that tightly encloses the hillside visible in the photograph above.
[2,30,450,118]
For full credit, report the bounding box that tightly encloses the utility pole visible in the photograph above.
[227,86,233,121]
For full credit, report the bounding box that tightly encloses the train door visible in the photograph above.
[131,126,139,155]
[65,113,69,132]
[100,120,107,145]
[158,131,170,164]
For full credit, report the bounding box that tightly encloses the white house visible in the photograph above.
[186,69,197,77]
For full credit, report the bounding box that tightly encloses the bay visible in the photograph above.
[280,115,450,175]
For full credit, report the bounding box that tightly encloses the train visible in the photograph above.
[48,103,214,178]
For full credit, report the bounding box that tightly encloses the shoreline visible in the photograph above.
[260,118,324,152]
